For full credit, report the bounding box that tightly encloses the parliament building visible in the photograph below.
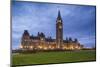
[20,11,83,50]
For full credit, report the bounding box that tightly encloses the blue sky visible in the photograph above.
[12,1,96,49]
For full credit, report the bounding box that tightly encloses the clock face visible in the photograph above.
[59,26,62,29]
[58,20,61,22]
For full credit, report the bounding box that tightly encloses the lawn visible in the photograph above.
[12,50,96,66]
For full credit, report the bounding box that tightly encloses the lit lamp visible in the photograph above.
[71,46,74,50]
[39,46,42,49]
[20,45,23,49]
[44,47,47,50]
[57,45,60,49]
[49,46,51,49]
[41,38,44,40]
[51,47,54,49]
[30,46,33,49]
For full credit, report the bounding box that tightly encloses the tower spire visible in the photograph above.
[57,10,62,20]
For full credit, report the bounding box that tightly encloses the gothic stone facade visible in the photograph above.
[20,11,83,50]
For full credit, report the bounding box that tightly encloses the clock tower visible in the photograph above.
[56,11,63,49]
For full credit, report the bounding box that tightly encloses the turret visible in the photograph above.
[22,30,30,40]
[20,30,30,49]
[74,38,78,43]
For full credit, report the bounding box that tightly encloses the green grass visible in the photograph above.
[12,50,96,66]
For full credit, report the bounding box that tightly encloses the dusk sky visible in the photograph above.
[12,1,96,49]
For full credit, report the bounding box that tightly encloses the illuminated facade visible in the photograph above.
[20,11,83,50]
